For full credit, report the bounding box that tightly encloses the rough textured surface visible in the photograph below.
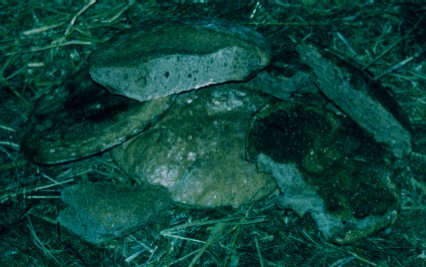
[296,44,412,158]
[111,85,276,209]
[57,183,172,245]
[21,69,173,164]
[241,52,319,100]
[247,102,400,244]
[89,18,271,102]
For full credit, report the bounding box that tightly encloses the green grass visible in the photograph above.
[1,1,425,266]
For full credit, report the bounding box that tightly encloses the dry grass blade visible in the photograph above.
[187,222,226,267]
[27,218,61,265]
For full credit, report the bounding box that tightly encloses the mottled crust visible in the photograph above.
[21,69,173,164]
[248,102,400,244]
[296,44,412,158]
[89,18,271,102]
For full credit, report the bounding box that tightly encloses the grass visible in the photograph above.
[1,1,426,266]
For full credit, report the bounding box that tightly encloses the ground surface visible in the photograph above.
[1,1,426,266]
